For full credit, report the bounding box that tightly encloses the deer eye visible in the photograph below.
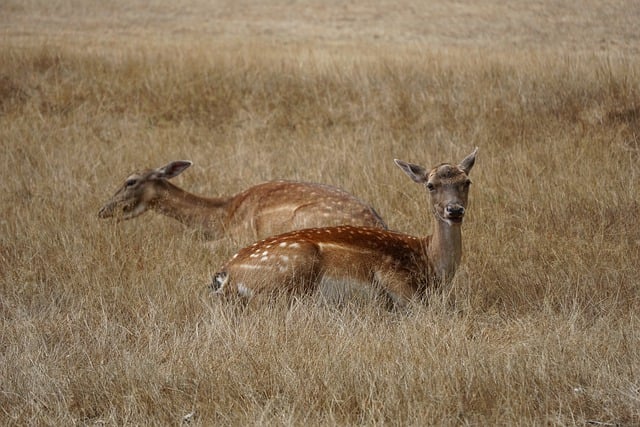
[426,182,435,192]
[125,179,138,187]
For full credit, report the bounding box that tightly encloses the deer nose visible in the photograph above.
[97,206,108,218]
[445,205,465,218]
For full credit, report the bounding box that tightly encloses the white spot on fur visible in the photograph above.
[289,243,300,249]
[262,251,269,256]
[240,263,267,270]
[279,242,288,248]
[237,283,253,298]
[280,255,289,262]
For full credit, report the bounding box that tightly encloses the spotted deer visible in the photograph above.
[98,161,386,242]
[210,148,478,306]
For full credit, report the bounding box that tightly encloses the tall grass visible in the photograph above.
[1,18,639,426]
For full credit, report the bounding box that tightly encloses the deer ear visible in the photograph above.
[394,159,428,183]
[153,160,193,179]
[459,147,478,175]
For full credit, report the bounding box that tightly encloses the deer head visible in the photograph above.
[98,160,192,221]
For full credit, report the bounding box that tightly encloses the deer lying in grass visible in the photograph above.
[98,161,387,242]
[210,148,477,307]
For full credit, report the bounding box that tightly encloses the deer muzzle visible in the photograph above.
[444,204,465,223]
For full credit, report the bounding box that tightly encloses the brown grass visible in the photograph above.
[2,1,640,425]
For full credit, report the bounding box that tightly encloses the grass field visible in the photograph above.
[1,1,639,425]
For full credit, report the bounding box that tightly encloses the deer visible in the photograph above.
[98,160,387,243]
[209,148,477,307]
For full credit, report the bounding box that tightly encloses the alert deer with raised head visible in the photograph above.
[98,161,386,242]
[210,148,477,307]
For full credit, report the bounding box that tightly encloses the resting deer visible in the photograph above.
[210,148,477,307]
[98,161,386,242]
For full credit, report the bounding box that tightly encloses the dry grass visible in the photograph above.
[2,1,640,425]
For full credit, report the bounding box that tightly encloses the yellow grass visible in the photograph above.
[1,1,639,425]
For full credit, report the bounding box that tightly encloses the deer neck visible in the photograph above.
[426,218,463,282]
[152,182,231,238]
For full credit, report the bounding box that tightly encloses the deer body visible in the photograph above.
[98,161,386,241]
[211,148,478,306]
[214,226,432,304]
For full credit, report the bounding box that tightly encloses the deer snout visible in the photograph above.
[97,205,111,218]
[444,204,465,223]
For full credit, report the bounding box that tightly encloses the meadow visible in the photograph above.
[1,1,639,425]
